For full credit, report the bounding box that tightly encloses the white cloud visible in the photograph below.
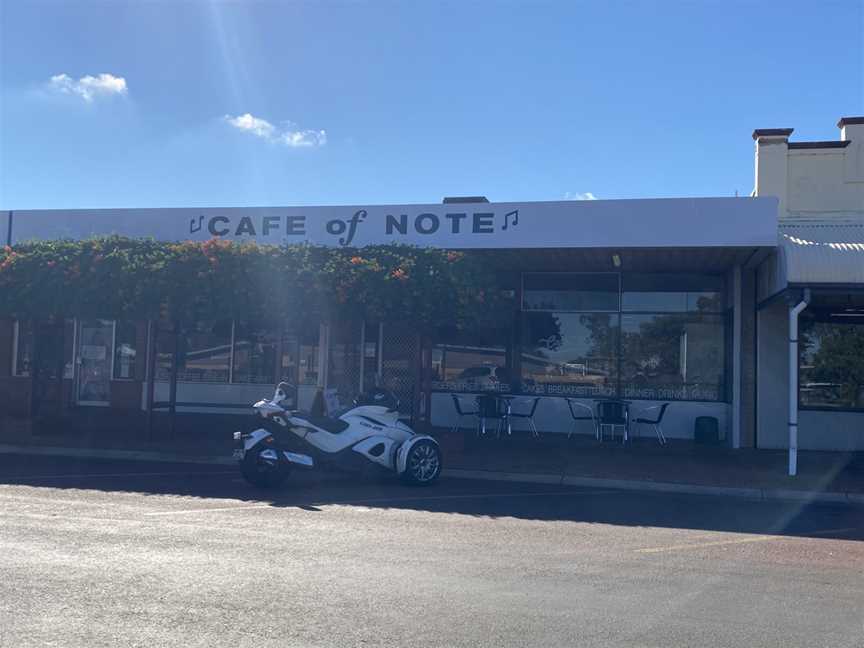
[564,191,598,201]
[224,113,327,148]
[49,73,128,102]
[225,113,276,139]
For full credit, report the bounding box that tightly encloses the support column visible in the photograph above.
[732,265,742,449]
[168,322,180,440]
[145,320,157,441]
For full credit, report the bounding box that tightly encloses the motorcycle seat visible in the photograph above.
[303,415,350,434]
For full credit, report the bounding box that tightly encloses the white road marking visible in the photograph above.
[4,470,235,480]
[144,488,623,516]
[635,527,860,554]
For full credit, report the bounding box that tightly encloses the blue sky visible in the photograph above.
[1,1,861,209]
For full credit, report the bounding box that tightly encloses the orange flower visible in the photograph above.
[390,268,408,281]
[350,256,363,265]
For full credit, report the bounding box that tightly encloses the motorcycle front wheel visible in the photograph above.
[241,446,290,489]
[401,440,442,486]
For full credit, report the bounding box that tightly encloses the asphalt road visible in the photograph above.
[0,454,862,648]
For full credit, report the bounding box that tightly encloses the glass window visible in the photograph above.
[622,273,723,313]
[523,273,618,311]
[113,321,138,379]
[279,332,299,384]
[77,319,114,402]
[298,327,320,385]
[63,319,75,378]
[800,316,864,409]
[177,320,232,383]
[13,320,34,377]
[620,313,725,401]
[520,312,618,397]
[328,323,362,404]
[232,322,278,384]
[432,327,510,392]
[154,321,175,381]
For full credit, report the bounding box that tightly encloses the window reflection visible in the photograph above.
[232,322,278,384]
[800,317,864,409]
[521,312,618,397]
[432,327,509,392]
[13,320,34,377]
[622,273,724,313]
[523,273,619,311]
[620,313,725,401]
[177,320,232,383]
[113,321,138,379]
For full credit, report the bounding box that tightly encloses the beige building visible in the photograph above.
[754,117,864,471]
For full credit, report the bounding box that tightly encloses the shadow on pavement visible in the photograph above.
[1,452,862,543]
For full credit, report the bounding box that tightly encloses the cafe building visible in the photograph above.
[1,117,862,466]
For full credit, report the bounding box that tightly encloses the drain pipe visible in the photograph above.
[788,288,811,476]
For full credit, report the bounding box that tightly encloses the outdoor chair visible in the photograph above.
[633,403,669,445]
[450,394,479,434]
[565,398,598,440]
[507,397,541,438]
[475,394,509,438]
[596,399,629,443]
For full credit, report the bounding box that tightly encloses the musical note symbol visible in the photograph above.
[502,209,519,230]
[189,215,204,234]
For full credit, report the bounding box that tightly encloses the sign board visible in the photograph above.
[6,197,779,249]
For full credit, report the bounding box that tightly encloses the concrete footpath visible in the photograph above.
[1,441,862,507]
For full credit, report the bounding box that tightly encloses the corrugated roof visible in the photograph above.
[779,217,864,284]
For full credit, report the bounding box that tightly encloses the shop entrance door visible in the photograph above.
[30,318,70,420]
[319,322,423,422]
[378,323,422,422]
[76,319,114,406]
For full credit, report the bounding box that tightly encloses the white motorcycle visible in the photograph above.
[233,383,442,488]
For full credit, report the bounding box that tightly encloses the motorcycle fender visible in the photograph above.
[282,451,314,468]
[351,436,399,470]
[396,435,439,475]
[244,428,272,452]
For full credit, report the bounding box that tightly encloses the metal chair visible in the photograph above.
[633,403,669,445]
[565,398,598,439]
[450,394,479,434]
[596,400,629,443]
[507,397,541,438]
[476,394,509,438]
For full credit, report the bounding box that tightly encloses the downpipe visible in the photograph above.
[788,288,810,477]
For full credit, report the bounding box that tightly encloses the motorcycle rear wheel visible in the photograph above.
[242,447,290,489]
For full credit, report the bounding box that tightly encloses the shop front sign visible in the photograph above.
[7,197,778,249]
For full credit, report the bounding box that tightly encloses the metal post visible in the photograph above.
[377,323,384,384]
[145,320,157,441]
[168,322,180,440]
[358,321,366,394]
[732,265,742,449]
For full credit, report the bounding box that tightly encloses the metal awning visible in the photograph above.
[780,217,864,285]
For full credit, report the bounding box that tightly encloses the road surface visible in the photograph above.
[0,454,862,647]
